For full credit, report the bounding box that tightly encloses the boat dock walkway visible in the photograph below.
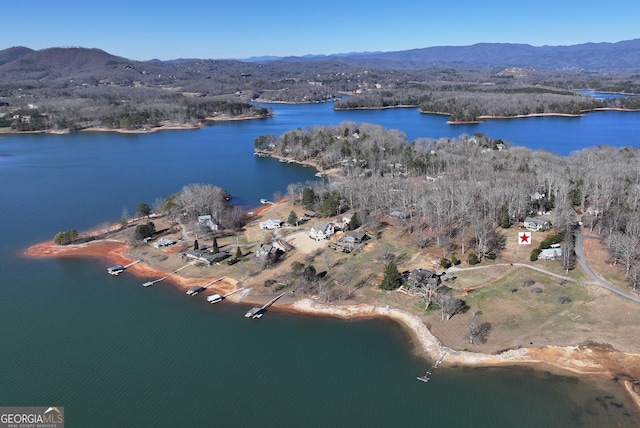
[417,350,449,383]
[124,260,142,269]
[245,291,288,319]
[207,285,246,304]
[143,262,193,287]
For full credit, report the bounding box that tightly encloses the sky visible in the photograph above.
[4,0,640,61]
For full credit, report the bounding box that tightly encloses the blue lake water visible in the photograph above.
[1,104,639,426]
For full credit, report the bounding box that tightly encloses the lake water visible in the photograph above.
[1,104,639,426]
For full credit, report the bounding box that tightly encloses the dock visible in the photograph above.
[417,350,448,383]
[107,259,142,276]
[207,285,245,304]
[143,262,193,287]
[245,291,287,319]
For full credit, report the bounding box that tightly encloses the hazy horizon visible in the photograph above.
[3,0,639,61]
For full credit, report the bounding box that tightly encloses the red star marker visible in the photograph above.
[519,232,531,244]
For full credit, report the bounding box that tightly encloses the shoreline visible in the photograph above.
[0,113,272,135]
[23,237,640,414]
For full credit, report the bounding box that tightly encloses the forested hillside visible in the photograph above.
[256,122,640,287]
[1,42,639,132]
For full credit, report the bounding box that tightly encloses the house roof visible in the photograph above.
[183,249,229,264]
[524,217,547,225]
[259,219,282,228]
[390,211,409,219]
[312,221,330,231]
[344,230,365,241]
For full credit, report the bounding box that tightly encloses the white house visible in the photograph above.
[153,238,176,248]
[198,215,219,231]
[259,219,283,230]
[309,221,335,241]
[524,217,549,231]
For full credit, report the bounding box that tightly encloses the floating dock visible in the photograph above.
[417,350,448,383]
[245,291,287,319]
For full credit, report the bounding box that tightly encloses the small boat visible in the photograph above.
[207,294,223,304]
[186,286,206,296]
[260,198,270,204]
[279,158,287,163]
[245,307,262,318]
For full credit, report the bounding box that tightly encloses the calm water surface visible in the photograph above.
[1,104,639,426]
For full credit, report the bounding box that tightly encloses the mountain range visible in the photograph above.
[1,39,640,76]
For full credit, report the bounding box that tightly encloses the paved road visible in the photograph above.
[448,228,640,304]
[574,226,640,303]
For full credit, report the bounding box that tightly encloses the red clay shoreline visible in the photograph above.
[22,236,640,415]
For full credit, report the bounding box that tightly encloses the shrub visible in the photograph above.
[439,258,452,269]
[264,279,276,287]
[467,252,479,265]
[557,295,572,304]
[530,248,541,261]
[531,286,543,294]
[523,278,535,287]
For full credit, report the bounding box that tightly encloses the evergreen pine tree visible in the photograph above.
[380,261,402,290]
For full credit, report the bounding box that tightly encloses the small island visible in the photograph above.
[26,123,640,415]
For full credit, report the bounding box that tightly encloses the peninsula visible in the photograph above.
[24,128,640,414]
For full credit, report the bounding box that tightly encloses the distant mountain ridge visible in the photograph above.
[257,39,640,71]
[1,39,639,78]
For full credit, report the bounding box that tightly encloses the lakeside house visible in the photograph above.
[309,221,335,241]
[198,215,219,231]
[339,212,354,229]
[407,268,441,289]
[524,217,549,231]
[153,238,176,248]
[254,243,282,259]
[181,249,229,265]
[259,219,283,230]
[390,210,409,220]
[331,230,367,253]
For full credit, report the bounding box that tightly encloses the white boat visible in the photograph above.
[207,294,223,303]
[260,198,269,204]
[107,265,124,275]
[245,307,262,318]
